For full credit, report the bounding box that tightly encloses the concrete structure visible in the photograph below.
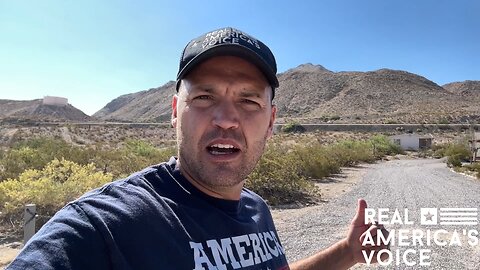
[273,123,480,133]
[390,133,433,151]
[43,96,68,106]
[469,132,480,162]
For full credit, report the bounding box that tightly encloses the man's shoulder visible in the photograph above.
[241,187,271,211]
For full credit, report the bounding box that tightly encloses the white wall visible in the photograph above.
[390,134,421,150]
[43,96,68,106]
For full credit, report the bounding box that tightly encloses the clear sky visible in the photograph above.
[1,0,479,115]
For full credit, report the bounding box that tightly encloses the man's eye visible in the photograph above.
[194,95,212,100]
[241,99,262,110]
[242,99,259,105]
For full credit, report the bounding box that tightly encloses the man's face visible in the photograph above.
[172,56,276,197]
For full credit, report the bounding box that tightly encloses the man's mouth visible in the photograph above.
[207,144,241,155]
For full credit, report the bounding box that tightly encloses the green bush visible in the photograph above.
[0,137,177,182]
[447,155,462,167]
[246,134,402,205]
[0,133,403,221]
[0,159,113,228]
[0,137,92,181]
[292,143,341,179]
[370,135,404,157]
[0,137,178,229]
[246,141,315,205]
[281,122,306,133]
[443,143,470,162]
[464,163,480,179]
[433,142,471,167]
[93,140,176,178]
[328,140,374,167]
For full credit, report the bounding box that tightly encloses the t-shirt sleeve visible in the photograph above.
[6,203,110,270]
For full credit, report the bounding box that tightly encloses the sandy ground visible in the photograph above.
[0,241,22,269]
[270,162,370,233]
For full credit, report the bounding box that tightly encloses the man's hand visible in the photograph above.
[290,199,390,270]
[346,199,390,264]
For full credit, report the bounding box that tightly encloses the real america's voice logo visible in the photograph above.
[362,207,479,267]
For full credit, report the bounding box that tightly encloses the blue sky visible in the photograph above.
[1,0,479,115]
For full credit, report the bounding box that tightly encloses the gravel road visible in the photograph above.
[272,158,480,269]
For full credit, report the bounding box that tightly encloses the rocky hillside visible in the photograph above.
[275,64,480,123]
[443,80,480,95]
[93,81,175,122]
[0,99,91,122]
[94,64,480,124]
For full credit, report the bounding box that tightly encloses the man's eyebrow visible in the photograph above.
[189,84,216,93]
[239,90,264,98]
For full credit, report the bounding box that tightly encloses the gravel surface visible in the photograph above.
[272,158,480,269]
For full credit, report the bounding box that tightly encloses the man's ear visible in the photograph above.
[171,95,178,128]
[267,105,277,138]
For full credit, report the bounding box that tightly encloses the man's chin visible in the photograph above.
[199,168,247,187]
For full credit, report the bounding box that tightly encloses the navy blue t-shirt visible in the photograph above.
[7,157,290,270]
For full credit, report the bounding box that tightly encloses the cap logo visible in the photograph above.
[200,28,261,50]
[177,27,279,92]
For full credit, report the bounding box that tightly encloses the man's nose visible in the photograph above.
[212,100,240,130]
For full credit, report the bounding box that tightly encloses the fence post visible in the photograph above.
[24,204,36,244]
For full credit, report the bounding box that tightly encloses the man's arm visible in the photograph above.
[290,199,389,270]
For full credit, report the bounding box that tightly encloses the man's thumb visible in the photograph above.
[352,198,368,226]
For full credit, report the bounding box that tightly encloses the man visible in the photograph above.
[7,27,388,269]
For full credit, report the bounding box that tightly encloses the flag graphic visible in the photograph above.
[439,208,478,226]
[420,208,438,225]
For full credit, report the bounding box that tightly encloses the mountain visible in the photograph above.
[0,99,91,122]
[443,80,480,95]
[94,65,480,124]
[93,81,175,122]
[275,65,478,123]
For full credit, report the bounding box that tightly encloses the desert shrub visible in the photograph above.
[443,143,470,162]
[438,118,450,124]
[383,119,398,124]
[281,122,306,133]
[328,140,375,167]
[447,155,462,167]
[291,143,341,179]
[0,137,92,181]
[320,115,341,122]
[246,141,315,205]
[0,137,177,182]
[94,140,176,178]
[0,147,44,181]
[124,139,159,157]
[0,159,113,228]
[463,163,480,178]
[370,135,404,157]
[246,134,402,205]
[434,142,471,166]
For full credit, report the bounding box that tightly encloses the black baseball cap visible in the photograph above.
[176,27,279,97]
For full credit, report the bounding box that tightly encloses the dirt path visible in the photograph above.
[0,128,18,146]
[271,163,370,233]
[0,244,21,269]
[0,231,22,269]
[273,158,480,269]
[60,126,73,144]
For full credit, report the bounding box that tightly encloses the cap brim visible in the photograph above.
[176,44,279,90]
